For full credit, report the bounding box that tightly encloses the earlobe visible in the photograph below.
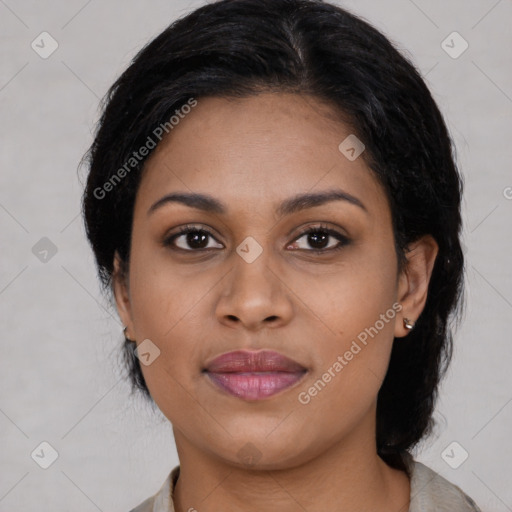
[112,252,134,335]
[395,235,439,338]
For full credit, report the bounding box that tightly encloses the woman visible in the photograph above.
[82,0,482,510]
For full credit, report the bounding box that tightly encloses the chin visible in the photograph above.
[209,429,322,471]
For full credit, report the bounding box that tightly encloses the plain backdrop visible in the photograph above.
[1,0,511,510]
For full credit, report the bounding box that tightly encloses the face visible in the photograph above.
[114,92,437,469]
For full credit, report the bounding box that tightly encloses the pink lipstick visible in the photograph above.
[204,349,307,400]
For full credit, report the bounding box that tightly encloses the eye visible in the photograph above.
[288,225,350,253]
[163,223,350,254]
[163,225,223,251]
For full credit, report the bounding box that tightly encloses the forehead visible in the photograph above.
[136,93,387,216]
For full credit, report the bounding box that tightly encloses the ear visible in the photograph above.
[395,235,439,338]
[112,251,135,339]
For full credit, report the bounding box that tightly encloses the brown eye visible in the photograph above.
[164,226,223,251]
[288,226,350,253]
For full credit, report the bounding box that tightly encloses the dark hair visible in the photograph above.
[81,0,464,468]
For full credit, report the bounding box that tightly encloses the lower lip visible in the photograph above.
[205,371,306,400]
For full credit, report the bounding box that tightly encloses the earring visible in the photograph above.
[123,326,136,343]
[403,318,415,330]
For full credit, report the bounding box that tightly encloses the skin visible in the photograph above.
[113,92,438,512]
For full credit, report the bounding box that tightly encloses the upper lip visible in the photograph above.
[204,349,307,373]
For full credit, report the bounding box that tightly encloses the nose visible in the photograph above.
[215,248,294,332]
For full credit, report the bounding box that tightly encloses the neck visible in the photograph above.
[172,418,410,512]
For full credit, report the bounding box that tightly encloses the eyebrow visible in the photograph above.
[147,189,367,217]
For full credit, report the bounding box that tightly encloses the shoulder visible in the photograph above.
[128,466,180,512]
[402,452,482,512]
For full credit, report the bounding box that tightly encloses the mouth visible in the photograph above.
[203,349,308,401]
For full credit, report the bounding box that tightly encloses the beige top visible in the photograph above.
[129,452,481,512]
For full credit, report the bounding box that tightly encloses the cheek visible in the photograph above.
[125,239,207,394]
[293,242,400,400]
[294,240,399,339]
[127,230,205,337]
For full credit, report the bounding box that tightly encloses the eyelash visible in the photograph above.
[163,223,350,255]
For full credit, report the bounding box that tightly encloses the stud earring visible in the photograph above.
[123,326,136,343]
[403,318,415,330]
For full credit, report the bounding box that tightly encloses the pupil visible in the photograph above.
[188,231,208,248]
[309,231,328,248]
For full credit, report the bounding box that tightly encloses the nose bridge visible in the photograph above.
[215,234,293,328]
[231,235,278,302]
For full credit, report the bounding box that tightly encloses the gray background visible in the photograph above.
[1,0,511,510]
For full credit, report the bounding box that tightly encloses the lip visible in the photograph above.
[204,349,307,400]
